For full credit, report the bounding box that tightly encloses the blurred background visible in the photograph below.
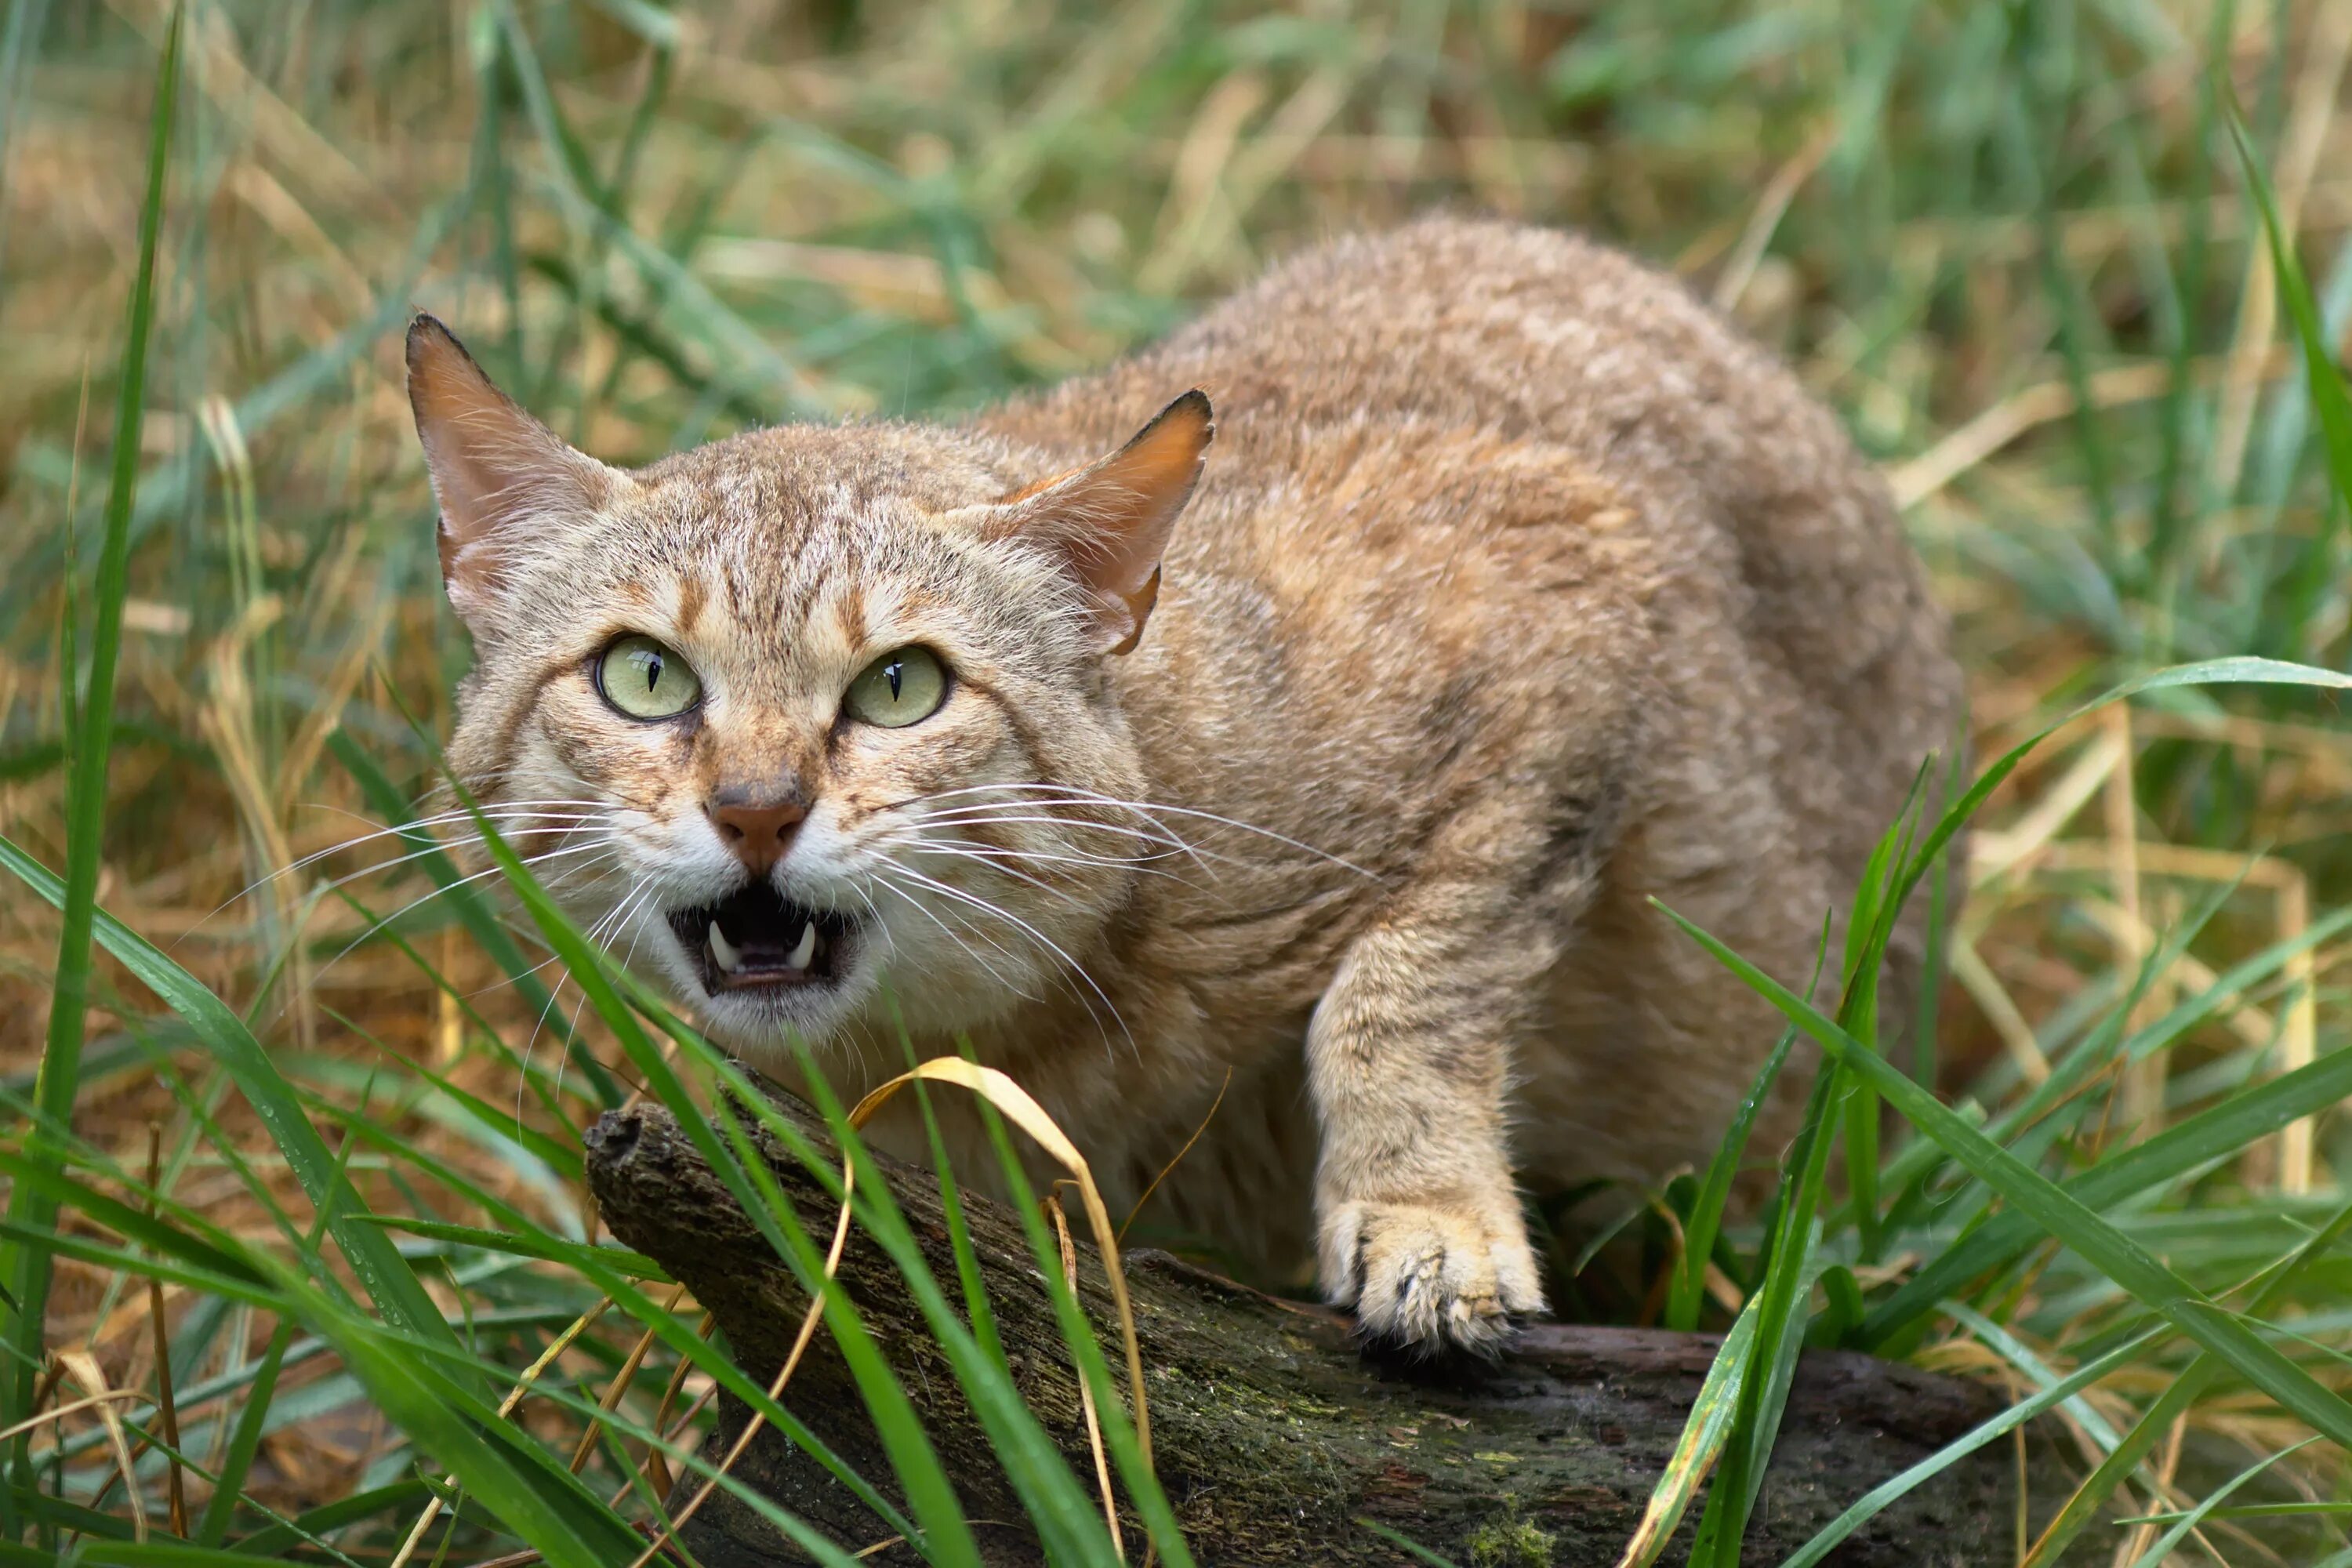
[11,0,2352,1557]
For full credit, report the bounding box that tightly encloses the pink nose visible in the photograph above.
[707,795,805,875]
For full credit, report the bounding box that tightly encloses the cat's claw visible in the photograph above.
[1321,1200,1544,1357]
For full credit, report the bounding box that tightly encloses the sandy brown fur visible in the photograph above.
[413,216,1965,1353]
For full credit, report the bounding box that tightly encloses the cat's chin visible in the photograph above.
[691,982,866,1059]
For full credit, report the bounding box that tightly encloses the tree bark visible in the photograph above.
[586,1091,2025,1567]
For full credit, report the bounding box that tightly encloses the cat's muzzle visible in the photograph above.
[666,884,855,994]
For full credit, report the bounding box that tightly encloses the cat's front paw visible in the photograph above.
[1319,1200,1544,1356]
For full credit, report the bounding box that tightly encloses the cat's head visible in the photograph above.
[405,315,1210,1059]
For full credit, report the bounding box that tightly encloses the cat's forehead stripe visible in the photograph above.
[491,649,595,785]
[832,583,866,653]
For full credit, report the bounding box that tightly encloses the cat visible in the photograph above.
[408,216,1965,1355]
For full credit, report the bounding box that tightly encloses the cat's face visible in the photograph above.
[405,318,1210,1060]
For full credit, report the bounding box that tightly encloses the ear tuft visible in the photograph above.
[961,390,1214,655]
[406,314,616,634]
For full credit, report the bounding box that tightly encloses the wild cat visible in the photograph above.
[406,216,1964,1354]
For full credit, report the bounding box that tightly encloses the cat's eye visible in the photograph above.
[596,634,702,720]
[844,646,947,729]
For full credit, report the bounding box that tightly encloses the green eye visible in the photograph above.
[597,634,702,720]
[844,646,947,728]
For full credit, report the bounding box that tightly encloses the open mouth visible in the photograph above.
[666,884,855,993]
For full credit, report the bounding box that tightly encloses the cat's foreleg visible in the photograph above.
[1305,840,1575,1356]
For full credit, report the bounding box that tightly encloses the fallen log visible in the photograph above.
[586,1089,2026,1567]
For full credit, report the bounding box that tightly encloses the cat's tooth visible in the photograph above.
[785,920,818,971]
[707,922,744,975]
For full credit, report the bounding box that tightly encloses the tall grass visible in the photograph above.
[9,2,2352,1563]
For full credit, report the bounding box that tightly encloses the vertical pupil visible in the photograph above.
[886,659,902,699]
[642,651,662,694]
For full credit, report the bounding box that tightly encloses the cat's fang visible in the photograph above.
[667,890,850,993]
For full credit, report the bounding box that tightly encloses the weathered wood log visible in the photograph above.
[586,1091,2027,1567]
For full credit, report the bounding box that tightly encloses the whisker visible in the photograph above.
[895,782,1381,879]
[553,883,655,1112]
[878,862,1133,1060]
[311,838,622,987]
[290,826,618,921]
[886,836,1121,915]
[898,809,1232,881]
[864,874,1040,1000]
[197,806,612,931]
[523,877,651,1124]
[878,824,1195,878]
[899,807,1211,859]
[895,842,1200,891]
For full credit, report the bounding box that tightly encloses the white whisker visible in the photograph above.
[195,804,612,934]
[887,835,1121,914]
[879,823,1194,878]
[893,782,1381,879]
[877,862,1132,1060]
[312,837,622,986]
[524,877,652,1123]
[863,873,1040,1000]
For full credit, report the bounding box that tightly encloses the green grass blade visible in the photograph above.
[717,1048,1123,1564]
[1862,992,2352,1347]
[1773,1327,2165,1568]
[1940,1301,2122,1452]
[199,1128,348,1544]
[2117,1439,2317,1568]
[906,1057,1015,1374]
[1690,1205,1828,1565]
[1883,659,2352,943]
[2018,1194,2352,1566]
[703,1094,994,1568]
[880,1059,1207,1566]
[1665,1022,1797,1331]
[227,1480,433,1555]
[0,833,481,1391]
[1871,869,2246,1236]
[2227,95,2352,637]
[360,1218,666,1279]
[1660,903,2352,1454]
[328,729,620,1107]
[1668,918,1834,1333]
[292,1045,913,1544]
[4,0,182,1459]
[0,1149,260,1285]
[1356,1519,1464,1566]
[274,1301,639,1568]
[195,1319,294,1544]
[0,1542,311,1566]
[1615,1295,1760,1567]
[377,1322,879,1568]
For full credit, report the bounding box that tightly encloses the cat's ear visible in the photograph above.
[405,314,620,633]
[957,390,1214,655]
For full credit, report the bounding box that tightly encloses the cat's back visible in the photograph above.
[984,217,1949,733]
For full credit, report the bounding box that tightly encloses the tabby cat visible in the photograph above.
[408,216,1964,1353]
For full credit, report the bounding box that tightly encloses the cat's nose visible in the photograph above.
[706,790,807,876]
